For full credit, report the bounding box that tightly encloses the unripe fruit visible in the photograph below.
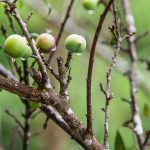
[4,34,27,58]
[21,37,33,59]
[36,33,56,53]
[65,34,86,53]
[22,46,32,59]
[82,0,98,11]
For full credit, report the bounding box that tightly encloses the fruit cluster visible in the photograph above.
[2,0,97,59]
[3,33,86,59]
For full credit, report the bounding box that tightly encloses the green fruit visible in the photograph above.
[21,38,33,59]
[82,0,98,11]
[65,34,86,53]
[36,33,56,53]
[22,46,32,59]
[4,34,27,58]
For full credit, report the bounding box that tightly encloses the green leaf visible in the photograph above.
[143,104,149,117]
[29,101,40,109]
[115,131,126,150]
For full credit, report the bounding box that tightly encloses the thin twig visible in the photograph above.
[47,0,75,63]
[135,31,149,43]
[6,1,51,89]
[43,116,49,129]
[100,4,121,148]
[4,6,17,33]
[0,24,7,39]
[65,52,73,70]
[122,0,145,150]
[22,60,29,85]
[121,98,131,104]
[138,58,150,71]
[30,59,36,68]
[41,55,60,80]
[5,109,24,130]
[86,0,114,137]
[21,60,33,150]
[22,102,32,150]
[123,119,134,131]
[143,131,150,147]
[0,63,16,80]
[40,105,87,149]
[25,11,33,24]
[21,57,38,150]
[14,61,23,82]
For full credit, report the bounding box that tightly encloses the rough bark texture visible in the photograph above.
[0,75,104,150]
[122,0,146,149]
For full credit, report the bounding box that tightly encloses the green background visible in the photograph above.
[0,0,150,150]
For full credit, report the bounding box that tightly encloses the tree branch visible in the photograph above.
[4,6,17,33]
[0,75,49,102]
[0,63,93,149]
[86,0,114,137]
[99,3,122,149]
[122,0,145,150]
[5,109,24,130]
[0,63,16,80]
[0,75,104,150]
[47,0,75,63]
[40,105,87,149]
[22,102,33,150]
[5,1,51,89]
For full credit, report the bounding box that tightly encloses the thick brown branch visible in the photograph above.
[86,0,114,137]
[41,105,87,149]
[0,75,104,150]
[0,75,49,102]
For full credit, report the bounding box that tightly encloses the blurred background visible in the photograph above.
[0,0,150,149]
